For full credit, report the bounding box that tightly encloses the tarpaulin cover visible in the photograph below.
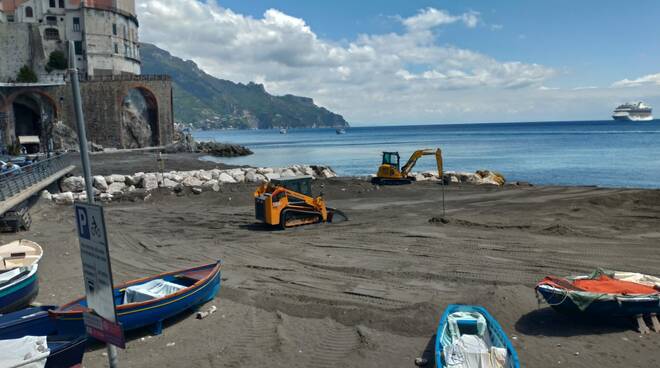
[537,269,660,311]
[0,335,49,368]
[123,279,185,304]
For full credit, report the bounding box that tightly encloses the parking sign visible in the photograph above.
[74,202,117,322]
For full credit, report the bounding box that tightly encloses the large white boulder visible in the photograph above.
[107,182,126,195]
[197,170,213,181]
[320,169,336,178]
[265,172,280,181]
[202,179,220,192]
[104,174,125,184]
[280,169,296,178]
[303,166,315,176]
[143,173,159,191]
[257,167,274,175]
[61,176,85,192]
[125,175,143,187]
[162,178,178,189]
[93,175,108,191]
[54,191,75,205]
[217,173,237,183]
[182,176,203,187]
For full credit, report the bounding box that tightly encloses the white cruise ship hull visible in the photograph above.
[612,113,654,121]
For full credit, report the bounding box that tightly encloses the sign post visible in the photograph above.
[69,40,121,367]
[75,203,125,349]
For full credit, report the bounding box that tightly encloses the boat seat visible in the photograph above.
[123,279,185,304]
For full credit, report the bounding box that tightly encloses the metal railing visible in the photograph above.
[0,154,69,202]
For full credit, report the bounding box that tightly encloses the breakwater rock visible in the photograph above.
[410,170,506,186]
[163,140,253,157]
[49,165,337,204]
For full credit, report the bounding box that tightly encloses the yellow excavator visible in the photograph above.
[372,148,443,185]
[254,176,347,229]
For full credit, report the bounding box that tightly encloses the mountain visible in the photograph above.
[139,43,349,130]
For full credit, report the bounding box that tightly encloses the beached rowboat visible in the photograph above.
[0,240,43,313]
[435,304,520,368]
[536,269,660,318]
[50,261,222,336]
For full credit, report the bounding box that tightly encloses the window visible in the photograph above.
[122,25,126,39]
[46,16,57,25]
[72,17,80,32]
[124,43,128,56]
[112,23,117,35]
[114,43,118,54]
[7,15,14,22]
[44,28,60,40]
[58,0,64,8]
[25,7,33,18]
[74,41,83,55]
[49,0,56,7]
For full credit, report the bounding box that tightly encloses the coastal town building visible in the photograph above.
[0,0,173,151]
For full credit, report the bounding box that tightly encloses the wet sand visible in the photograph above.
[3,178,660,367]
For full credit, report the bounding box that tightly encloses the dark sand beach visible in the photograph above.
[2,154,660,367]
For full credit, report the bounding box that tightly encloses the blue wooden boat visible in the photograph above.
[0,334,86,368]
[50,261,222,336]
[536,270,660,318]
[0,240,43,313]
[0,305,57,340]
[435,304,520,368]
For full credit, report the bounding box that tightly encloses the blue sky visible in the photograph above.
[139,0,660,124]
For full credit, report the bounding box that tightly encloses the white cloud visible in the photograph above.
[612,73,660,88]
[137,1,659,123]
[401,8,480,30]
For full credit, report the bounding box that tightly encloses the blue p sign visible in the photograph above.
[76,206,90,240]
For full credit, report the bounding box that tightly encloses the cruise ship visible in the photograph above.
[612,102,653,121]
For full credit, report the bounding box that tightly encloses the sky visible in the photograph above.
[137,0,660,125]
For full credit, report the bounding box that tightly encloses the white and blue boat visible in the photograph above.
[435,304,520,368]
[0,240,43,314]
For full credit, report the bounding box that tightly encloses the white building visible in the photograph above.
[0,0,140,81]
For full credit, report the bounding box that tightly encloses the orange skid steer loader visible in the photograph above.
[254,176,347,229]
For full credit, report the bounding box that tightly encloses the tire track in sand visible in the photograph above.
[305,323,361,368]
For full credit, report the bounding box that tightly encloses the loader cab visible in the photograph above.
[271,176,313,197]
[382,152,401,170]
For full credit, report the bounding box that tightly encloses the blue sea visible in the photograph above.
[193,120,660,188]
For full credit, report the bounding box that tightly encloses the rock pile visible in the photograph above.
[49,165,338,204]
[411,170,506,186]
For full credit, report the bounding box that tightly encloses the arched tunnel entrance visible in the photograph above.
[11,92,57,153]
[121,88,159,148]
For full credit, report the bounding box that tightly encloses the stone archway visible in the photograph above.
[6,90,58,153]
[121,86,160,148]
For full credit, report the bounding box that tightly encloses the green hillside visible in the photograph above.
[140,43,349,130]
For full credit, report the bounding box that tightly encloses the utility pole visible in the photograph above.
[68,40,119,368]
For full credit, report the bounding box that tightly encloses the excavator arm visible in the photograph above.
[400,148,443,178]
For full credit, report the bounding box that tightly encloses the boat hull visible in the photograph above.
[45,336,87,368]
[536,285,660,317]
[612,114,654,121]
[0,267,39,314]
[435,304,520,368]
[0,305,57,340]
[51,261,222,336]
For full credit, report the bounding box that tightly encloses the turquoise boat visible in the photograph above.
[50,261,222,336]
[435,304,520,368]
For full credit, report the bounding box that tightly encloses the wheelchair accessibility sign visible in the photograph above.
[75,202,117,322]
